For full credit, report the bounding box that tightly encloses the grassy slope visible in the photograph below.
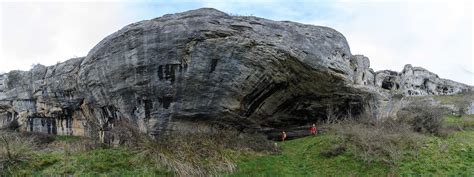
[398,130,473,175]
[10,137,171,176]
[7,115,473,176]
[430,92,474,105]
[6,122,474,176]
[229,135,389,176]
[230,121,474,176]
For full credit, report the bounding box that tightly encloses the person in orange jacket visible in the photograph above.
[281,131,287,141]
[310,124,317,136]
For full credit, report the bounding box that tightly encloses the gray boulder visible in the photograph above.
[77,8,366,140]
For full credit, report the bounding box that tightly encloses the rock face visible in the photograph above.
[375,65,472,95]
[350,55,375,86]
[0,58,88,136]
[0,8,472,141]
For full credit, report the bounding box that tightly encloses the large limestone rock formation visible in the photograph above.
[0,58,88,136]
[0,8,472,141]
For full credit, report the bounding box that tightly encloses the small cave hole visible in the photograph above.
[210,59,218,73]
[381,77,394,90]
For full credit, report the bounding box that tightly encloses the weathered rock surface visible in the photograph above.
[0,58,88,136]
[0,8,472,141]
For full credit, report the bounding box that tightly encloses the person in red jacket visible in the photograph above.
[281,131,287,141]
[310,124,317,136]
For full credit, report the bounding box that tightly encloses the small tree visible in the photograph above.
[397,100,445,135]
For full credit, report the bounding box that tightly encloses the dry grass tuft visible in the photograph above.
[110,119,278,176]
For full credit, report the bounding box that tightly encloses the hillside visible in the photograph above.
[230,128,474,176]
[2,112,473,175]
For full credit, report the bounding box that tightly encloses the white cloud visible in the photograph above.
[0,1,138,72]
[310,1,473,85]
[197,0,473,85]
[1,0,472,86]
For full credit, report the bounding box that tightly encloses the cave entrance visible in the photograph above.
[381,76,396,90]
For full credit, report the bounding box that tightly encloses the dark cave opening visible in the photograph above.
[210,59,219,73]
[381,77,394,90]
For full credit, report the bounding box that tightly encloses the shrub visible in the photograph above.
[397,100,445,135]
[0,132,37,175]
[20,132,55,144]
[109,120,279,176]
[327,119,426,167]
[2,119,20,131]
[460,116,474,130]
[320,145,346,158]
[453,97,471,117]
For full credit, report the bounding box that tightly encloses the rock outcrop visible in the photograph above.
[0,58,88,136]
[0,8,472,141]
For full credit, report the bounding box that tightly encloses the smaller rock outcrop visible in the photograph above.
[346,55,471,97]
[350,55,375,86]
[374,64,472,96]
[0,58,89,136]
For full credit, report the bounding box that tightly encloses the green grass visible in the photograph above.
[54,135,82,142]
[10,148,171,176]
[229,130,474,176]
[4,131,473,176]
[4,116,474,176]
[445,115,464,125]
[398,131,474,176]
[445,114,474,129]
[429,92,474,105]
[228,135,390,176]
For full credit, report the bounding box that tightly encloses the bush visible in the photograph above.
[0,132,37,175]
[461,116,474,129]
[2,119,20,131]
[453,97,471,117]
[20,132,55,144]
[327,119,426,167]
[397,100,445,135]
[110,120,279,176]
[320,145,346,158]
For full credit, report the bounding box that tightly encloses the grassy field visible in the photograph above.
[3,114,473,176]
[228,135,390,176]
[8,139,171,176]
[229,129,474,176]
[428,91,474,105]
[1,127,268,176]
[7,130,472,176]
[230,112,474,176]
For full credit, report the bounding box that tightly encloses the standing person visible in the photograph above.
[281,131,287,141]
[310,124,317,136]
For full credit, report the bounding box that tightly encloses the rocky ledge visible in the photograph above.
[0,8,471,142]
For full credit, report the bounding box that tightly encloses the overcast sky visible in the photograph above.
[0,0,472,85]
